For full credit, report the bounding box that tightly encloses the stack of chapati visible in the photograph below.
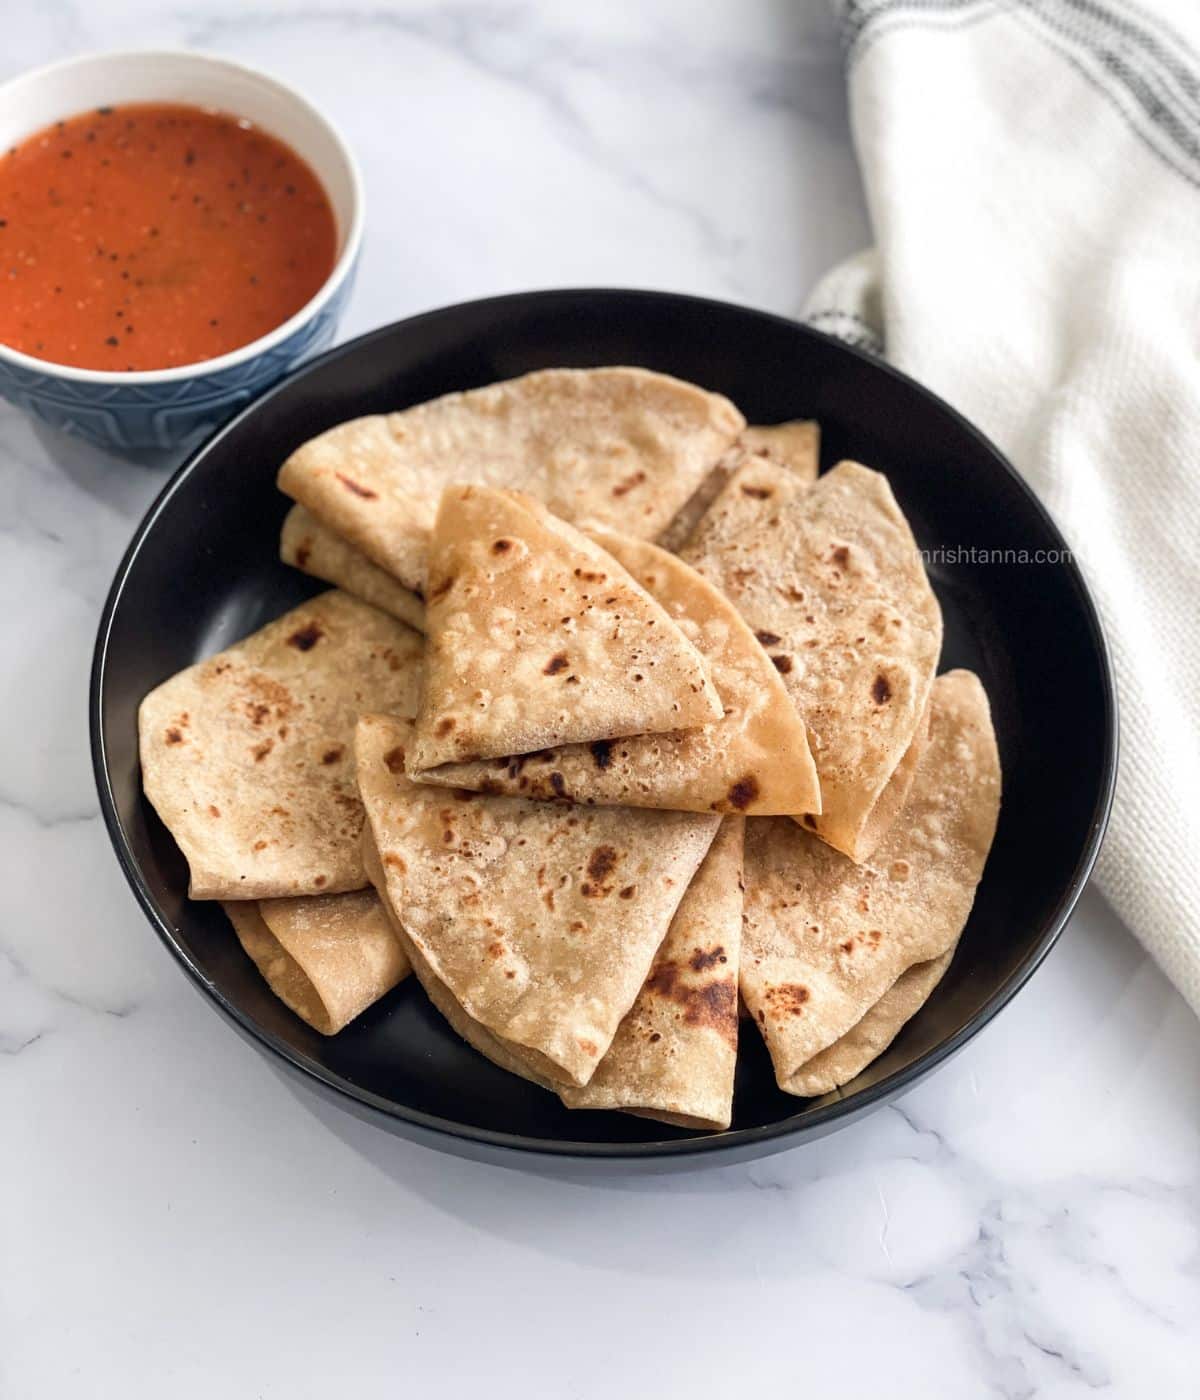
[138,366,1000,1133]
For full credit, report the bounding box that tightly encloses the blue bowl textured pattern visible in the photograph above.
[0,267,355,453]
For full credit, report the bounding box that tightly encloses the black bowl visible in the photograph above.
[91,289,1116,1168]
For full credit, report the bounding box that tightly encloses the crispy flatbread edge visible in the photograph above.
[797,690,933,863]
[222,898,410,1036]
[790,948,956,1098]
[280,503,427,634]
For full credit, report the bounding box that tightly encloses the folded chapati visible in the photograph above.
[560,816,743,1130]
[357,712,720,1086]
[277,367,745,593]
[657,421,819,555]
[139,591,423,900]
[224,888,410,1035]
[362,831,560,1089]
[740,669,999,1096]
[408,488,723,772]
[683,458,943,861]
[419,529,819,815]
[740,420,820,481]
[281,504,426,632]
[787,949,954,1097]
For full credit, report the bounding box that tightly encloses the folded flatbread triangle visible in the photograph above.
[785,949,953,1098]
[281,504,426,633]
[657,419,820,555]
[560,815,744,1130]
[224,889,409,1035]
[277,366,745,593]
[419,529,819,815]
[357,712,720,1087]
[740,420,819,481]
[740,669,1000,1095]
[683,458,942,861]
[139,591,424,900]
[408,488,723,772]
[362,830,560,1090]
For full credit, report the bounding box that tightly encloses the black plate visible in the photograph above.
[91,290,1116,1168]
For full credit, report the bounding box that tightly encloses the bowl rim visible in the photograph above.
[0,48,364,386]
[90,288,1119,1162]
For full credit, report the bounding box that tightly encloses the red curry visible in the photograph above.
[0,102,337,371]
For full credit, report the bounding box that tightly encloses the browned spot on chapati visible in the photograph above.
[287,621,323,651]
[336,472,377,499]
[581,843,619,897]
[573,566,607,584]
[590,739,613,769]
[435,717,456,737]
[741,484,772,499]
[164,727,184,745]
[505,750,552,778]
[755,630,782,647]
[491,537,513,555]
[644,962,737,1046]
[619,884,636,900]
[487,940,504,959]
[241,673,294,727]
[727,775,760,810]
[321,745,344,765]
[586,845,618,882]
[578,1038,600,1057]
[764,983,809,1017]
[612,469,646,497]
[294,539,312,568]
[830,545,850,567]
[872,673,892,704]
[544,652,569,676]
[549,772,568,798]
[772,654,793,675]
[383,746,406,773]
[252,840,268,851]
[314,875,327,887]
[384,852,407,873]
[252,739,274,762]
[689,946,727,972]
[208,805,221,818]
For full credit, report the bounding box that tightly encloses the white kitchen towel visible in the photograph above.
[808,0,1200,1012]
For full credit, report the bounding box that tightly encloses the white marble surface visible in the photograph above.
[2,3,1198,1396]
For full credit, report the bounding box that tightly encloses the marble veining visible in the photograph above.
[1,3,1197,1396]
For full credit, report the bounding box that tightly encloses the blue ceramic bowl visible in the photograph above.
[0,51,364,453]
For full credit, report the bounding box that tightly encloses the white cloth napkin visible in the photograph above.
[808,0,1200,1012]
